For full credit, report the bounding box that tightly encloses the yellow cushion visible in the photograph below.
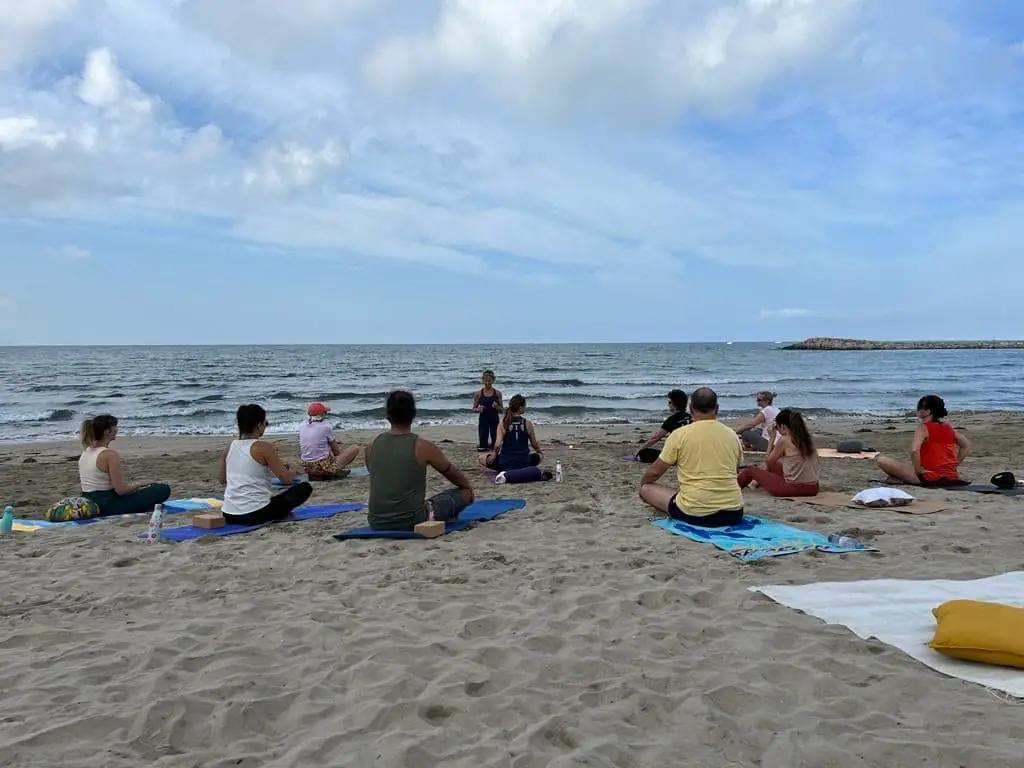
[928,599,1024,669]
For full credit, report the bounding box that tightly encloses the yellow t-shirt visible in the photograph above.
[658,419,743,516]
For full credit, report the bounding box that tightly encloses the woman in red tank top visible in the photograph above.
[875,395,970,487]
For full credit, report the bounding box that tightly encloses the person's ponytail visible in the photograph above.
[80,414,118,449]
[503,394,526,432]
[79,418,94,448]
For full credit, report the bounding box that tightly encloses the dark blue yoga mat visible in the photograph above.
[333,498,526,540]
[157,503,365,541]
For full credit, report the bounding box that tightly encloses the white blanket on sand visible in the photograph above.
[749,572,1024,698]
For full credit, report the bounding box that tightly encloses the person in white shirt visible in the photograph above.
[734,391,780,451]
[218,404,312,525]
[78,414,171,516]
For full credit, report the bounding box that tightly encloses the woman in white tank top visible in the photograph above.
[735,391,780,452]
[78,414,171,516]
[218,404,313,525]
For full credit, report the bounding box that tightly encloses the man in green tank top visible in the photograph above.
[366,390,475,530]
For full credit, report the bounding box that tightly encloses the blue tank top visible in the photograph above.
[478,390,498,419]
[499,416,531,468]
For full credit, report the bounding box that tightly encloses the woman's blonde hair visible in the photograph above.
[80,414,118,448]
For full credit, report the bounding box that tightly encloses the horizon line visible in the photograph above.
[2,338,1024,349]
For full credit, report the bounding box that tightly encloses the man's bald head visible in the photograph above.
[690,387,719,417]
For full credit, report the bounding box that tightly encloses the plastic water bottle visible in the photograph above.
[555,462,563,483]
[828,533,864,549]
[144,504,164,543]
[0,505,13,535]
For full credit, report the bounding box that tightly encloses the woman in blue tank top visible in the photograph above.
[478,394,543,471]
[472,369,503,451]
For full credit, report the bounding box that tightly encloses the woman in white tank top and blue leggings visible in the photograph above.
[219,404,313,525]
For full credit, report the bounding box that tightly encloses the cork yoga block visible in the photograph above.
[193,512,226,529]
[414,520,445,538]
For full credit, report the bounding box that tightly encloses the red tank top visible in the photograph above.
[919,421,959,481]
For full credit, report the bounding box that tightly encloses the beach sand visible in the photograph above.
[2,413,1024,767]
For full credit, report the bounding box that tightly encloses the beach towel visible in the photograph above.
[333,498,526,540]
[817,448,879,460]
[163,497,223,514]
[749,572,1024,698]
[157,503,365,541]
[952,484,1024,497]
[271,473,310,487]
[651,515,874,562]
[304,467,370,481]
[12,497,220,532]
[779,491,950,515]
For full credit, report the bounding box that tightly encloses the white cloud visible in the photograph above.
[53,245,90,260]
[0,0,1021,307]
[759,308,817,319]
[365,0,864,119]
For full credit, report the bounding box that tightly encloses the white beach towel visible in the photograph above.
[749,572,1024,697]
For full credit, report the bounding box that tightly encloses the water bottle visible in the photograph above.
[828,533,864,549]
[144,503,164,543]
[555,462,563,483]
[0,505,13,535]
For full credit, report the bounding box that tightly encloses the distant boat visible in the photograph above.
[726,341,734,345]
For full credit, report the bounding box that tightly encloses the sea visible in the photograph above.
[1,343,1022,443]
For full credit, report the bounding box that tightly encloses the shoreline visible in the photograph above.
[2,411,1017,460]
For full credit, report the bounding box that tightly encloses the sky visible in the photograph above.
[1,0,1023,345]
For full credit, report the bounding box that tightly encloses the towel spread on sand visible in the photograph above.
[334,498,526,540]
[952,484,1024,497]
[651,515,874,562]
[12,497,222,532]
[778,492,950,515]
[749,572,1024,698]
[157,503,365,541]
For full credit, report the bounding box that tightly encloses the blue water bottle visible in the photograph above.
[0,505,13,535]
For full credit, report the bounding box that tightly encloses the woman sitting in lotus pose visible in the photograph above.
[477,394,543,471]
[220,404,313,525]
[78,414,171,516]
[737,408,820,497]
[875,395,970,487]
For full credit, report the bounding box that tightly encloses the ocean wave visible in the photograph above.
[0,408,76,425]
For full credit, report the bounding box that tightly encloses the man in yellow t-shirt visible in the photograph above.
[639,387,744,527]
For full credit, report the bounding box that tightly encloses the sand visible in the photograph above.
[2,413,1024,767]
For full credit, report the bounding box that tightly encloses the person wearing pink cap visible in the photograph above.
[299,402,359,480]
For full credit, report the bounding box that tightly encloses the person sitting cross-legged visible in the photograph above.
[639,386,744,528]
[737,408,820,497]
[477,394,543,472]
[366,390,475,531]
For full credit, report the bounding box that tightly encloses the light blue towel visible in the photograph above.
[334,498,526,540]
[15,497,213,530]
[651,515,874,562]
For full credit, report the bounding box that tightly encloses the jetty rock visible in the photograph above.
[781,337,1024,351]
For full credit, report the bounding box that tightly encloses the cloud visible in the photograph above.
[365,0,864,120]
[52,244,90,260]
[759,308,819,320]
[0,0,1022,342]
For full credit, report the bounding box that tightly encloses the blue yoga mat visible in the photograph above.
[651,515,874,562]
[157,503,365,541]
[333,498,526,540]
